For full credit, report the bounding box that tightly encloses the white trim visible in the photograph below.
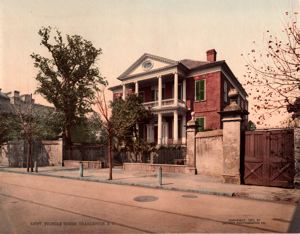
[222,70,246,100]
[122,67,178,85]
[118,53,178,79]
[224,81,228,102]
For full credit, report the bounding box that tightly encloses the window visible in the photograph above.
[196,117,205,132]
[224,81,228,102]
[195,80,205,101]
[178,83,183,100]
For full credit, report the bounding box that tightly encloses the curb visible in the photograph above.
[0,169,298,204]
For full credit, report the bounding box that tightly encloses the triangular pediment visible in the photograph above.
[117,53,178,80]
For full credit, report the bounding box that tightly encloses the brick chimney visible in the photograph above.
[206,49,217,62]
[14,90,20,97]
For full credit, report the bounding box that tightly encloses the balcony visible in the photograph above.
[143,98,186,110]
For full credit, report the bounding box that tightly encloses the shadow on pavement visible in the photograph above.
[288,203,300,233]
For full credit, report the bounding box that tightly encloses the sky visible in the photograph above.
[0,0,299,126]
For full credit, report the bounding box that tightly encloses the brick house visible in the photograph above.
[109,49,248,146]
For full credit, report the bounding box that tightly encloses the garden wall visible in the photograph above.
[195,130,223,177]
[1,140,62,167]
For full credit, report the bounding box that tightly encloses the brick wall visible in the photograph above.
[191,71,222,129]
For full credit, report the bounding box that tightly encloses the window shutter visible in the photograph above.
[199,80,205,101]
[196,118,204,132]
[196,81,200,100]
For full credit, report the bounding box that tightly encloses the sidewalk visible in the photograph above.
[1,166,299,204]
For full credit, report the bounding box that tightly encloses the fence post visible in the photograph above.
[219,88,248,184]
[157,166,162,186]
[288,97,300,187]
[79,162,83,177]
[34,161,38,173]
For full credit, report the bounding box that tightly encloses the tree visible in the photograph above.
[0,114,19,146]
[247,120,256,131]
[31,26,107,160]
[243,12,300,126]
[93,91,152,180]
[110,94,152,162]
[12,98,63,172]
[94,89,114,180]
[71,112,108,144]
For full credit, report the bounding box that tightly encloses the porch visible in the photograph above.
[140,111,187,146]
[121,71,187,111]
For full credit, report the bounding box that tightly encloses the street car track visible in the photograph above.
[0,180,281,233]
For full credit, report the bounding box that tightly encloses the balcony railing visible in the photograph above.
[143,98,186,109]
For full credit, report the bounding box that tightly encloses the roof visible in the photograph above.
[117,53,178,80]
[179,59,208,69]
[0,91,9,100]
[111,53,248,97]
[0,91,14,114]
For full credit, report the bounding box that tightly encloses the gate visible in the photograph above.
[243,129,294,188]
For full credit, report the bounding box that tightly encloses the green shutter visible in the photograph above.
[196,118,204,132]
[195,80,205,101]
[199,80,205,101]
[196,81,200,100]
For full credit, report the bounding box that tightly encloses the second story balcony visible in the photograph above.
[115,72,188,112]
[143,98,186,110]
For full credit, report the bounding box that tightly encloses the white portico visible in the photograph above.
[117,53,187,146]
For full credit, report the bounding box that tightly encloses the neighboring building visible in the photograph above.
[0,89,54,115]
[109,49,248,146]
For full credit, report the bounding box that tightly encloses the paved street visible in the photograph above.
[0,172,297,233]
[2,166,300,204]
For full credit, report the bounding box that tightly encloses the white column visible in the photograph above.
[122,84,126,100]
[158,76,162,107]
[135,81,139,94]
[173,110,178,144]
[182,78,186,102]
[157,113,162,145]
[181,114,186,144]
[174,72,178,106]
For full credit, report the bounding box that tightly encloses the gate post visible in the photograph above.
[288,97,300,187]
[294,121,300,187]
[219,89,248,184]
[186,112,197,174]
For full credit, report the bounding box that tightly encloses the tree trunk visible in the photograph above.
[65,126,72,161]
[29,141,33,172]
[108,136,112,180]
[26,141,29,172]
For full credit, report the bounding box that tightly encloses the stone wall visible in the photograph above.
[0,144,9,166]
[64,160,103,169]
[1,140,62,167]
[195,130,223,177]
[123,163,195,174]
[41,141,63,166]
